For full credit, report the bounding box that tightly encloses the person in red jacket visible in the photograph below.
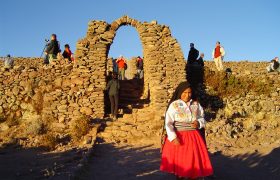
[212,41,225,71]
[62,44,74,63]
[116,55,127,80]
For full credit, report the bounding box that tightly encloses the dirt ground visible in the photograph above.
[76,140,280,180]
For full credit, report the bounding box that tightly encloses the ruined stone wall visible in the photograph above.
[75,16,187,118]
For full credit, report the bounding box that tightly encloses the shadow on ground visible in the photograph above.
[0,141,86,180]
[76,142,280,180]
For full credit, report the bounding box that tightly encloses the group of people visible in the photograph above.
[112,55,144,80]
[43,34,74,65]
[106,55,144,120]
[187,41,225,72]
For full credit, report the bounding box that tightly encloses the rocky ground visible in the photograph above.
[0,59,279,179]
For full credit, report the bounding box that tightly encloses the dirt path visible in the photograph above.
[78,142,174,180]
[77,140,280,180]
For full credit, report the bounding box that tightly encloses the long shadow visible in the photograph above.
[76,141,280,180]
[0,141,87,180]
[76,143,175,180]
[211,146,280,180]
[186,64,224,121]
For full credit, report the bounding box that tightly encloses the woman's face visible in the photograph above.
[180,88,192,103]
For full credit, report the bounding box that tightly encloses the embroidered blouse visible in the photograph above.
[165,99,206,142]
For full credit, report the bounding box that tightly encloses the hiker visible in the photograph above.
[266,57,280,72]
[112,58,118,73]
[3,54,14,70]
[212,41,225,71]
[187,43,199,65]
[106,72,120,120]
[116,55,126,80]
[44,34,61,64]
[62,44,74,63]
[160,81,213,179]
[136,56,143,79]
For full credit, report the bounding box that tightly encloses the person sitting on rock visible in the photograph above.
[44,34,61,65]
[116,55,126,80]
[266,57,280,73]
[106,72,120,120]
[4,54,14,70]
[62,44,74,63]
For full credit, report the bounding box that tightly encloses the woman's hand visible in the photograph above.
[172,137,180,145]
[191,120,199,129]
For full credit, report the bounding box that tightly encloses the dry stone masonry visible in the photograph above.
[75,15,186,119]
[0,16,187,132]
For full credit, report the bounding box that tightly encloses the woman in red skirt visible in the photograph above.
[160,81,213,179]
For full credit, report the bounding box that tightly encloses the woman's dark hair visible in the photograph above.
[65,44,70,48]
[51,34,57,39]
[167,81,191,109]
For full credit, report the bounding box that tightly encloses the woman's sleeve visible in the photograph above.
[197,103,206,129]
[165,105,177,142]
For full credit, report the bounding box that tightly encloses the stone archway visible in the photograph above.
[74,15,186,119]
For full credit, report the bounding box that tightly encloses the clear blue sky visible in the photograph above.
[0,0,279,61]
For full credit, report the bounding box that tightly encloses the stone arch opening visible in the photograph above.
[74,16,186,119]
[105,25,147,115]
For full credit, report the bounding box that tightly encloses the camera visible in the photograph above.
[45,39,49,42]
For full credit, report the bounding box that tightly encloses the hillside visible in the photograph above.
[0,58,279,179]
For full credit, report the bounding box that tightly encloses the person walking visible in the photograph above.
[44,34,61,64]
[62,44,74,63]
[136,56,144,79]
[106,72,120,120]
[116,55,126,80]
[212,41,225,71]
[160,81,213,180]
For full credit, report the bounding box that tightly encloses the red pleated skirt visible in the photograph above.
[160,130,213,178]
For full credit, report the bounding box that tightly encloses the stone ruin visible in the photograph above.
[74,15,186,119]
[0,16,187,126]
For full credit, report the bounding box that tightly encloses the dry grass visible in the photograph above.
[70,116,91,142]
[25,117,45,136]
[204,68,272,97]
[41,133,58,151]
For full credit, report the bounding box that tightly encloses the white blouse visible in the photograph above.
[165,99,206,142]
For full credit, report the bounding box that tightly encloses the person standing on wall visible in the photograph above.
[106,72,120,120]
[212,41,225,71]
[116,55,126,80]
[3,54,14,70]
[62,44,74,63]
[44,34,61,65]
[187,43,199,65]
[136,56,144,79]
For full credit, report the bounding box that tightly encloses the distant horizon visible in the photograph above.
[0,56,272,63]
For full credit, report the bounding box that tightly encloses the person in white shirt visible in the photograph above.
[4,54,14,70]
[212,41,225,71]
[160,81,213,179]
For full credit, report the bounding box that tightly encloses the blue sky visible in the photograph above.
[0,0,279,61]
